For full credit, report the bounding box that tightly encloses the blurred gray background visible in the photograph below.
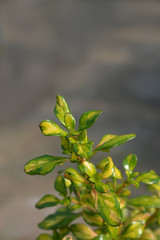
[0,0,160,239]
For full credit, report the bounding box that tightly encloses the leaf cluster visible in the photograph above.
[24,96,160,240]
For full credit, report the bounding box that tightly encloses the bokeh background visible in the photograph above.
[0,1,160,239]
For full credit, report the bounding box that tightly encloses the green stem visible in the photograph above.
[113,177,117,192]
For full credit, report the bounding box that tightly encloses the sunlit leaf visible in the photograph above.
[36,233,53,240]
[128,196,160,208]
[94,133,136,152]
[122,221,144,239]
[92,235,110,240]
[38,207,80,230]
[154,228,160,240]
[140,228,156,240]
[107,225,122,239]
[64,112,76,131]
[39,120,68,136]
[35,194,59,209]
[78,111,102,131]
[55,175,67,196]
[73,141,94,159]
[77,130,88,143]
[113,166,122,179]
[70,223,97,240]
[54,95,72,128]
[136,171,160,185]
[60,136,72,154]
[78,161,97,178]
[82,209,103,226]
[70,152,79,163]
[131,212,151,224]
[95,192,123,226]
[123,154,137,177]
[64,178,72,188]
[102,157,114,179]
[97,158,110,170]
[94,181,110,193]
[64,168,85,183]
[120,189,131,197]
[117,197,126,209]
[24,155,68,175]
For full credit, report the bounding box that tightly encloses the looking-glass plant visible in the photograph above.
[24,95,160,240]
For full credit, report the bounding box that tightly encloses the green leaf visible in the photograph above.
[64,178,72,188]
[60,136,72,154]
[95,192,123,226]
[140,229,157,240]
[97,158,110,170]
[95,133,136,152]
[136,171,160,185]
[35,194,59,209]
[113,166,123,179]
[63,236,73,240]
[122,221,144,239]
[64,113,76,131]
[36,234,53,240]
[53,231,61,240]
[54,95,71,127]
[131,172,139,178]
[55,175,67,196]
[94,181,110,193]
[107,225,122,239]
[77,130,88,143]
[73,141,94,159]
[39,120,68,136]
[78,161,97,178]
[70,152,79,163]
[24,155,69,175]
[82,209,104,226]
[70,223,97,240]
[123,154,137,178]
[120,189,131,197]
[64,168,85,183]
[78,111,102,131]
[131,212,151,223]
[38,207,80,230]
[59,226,70,237]
[60,197,71,206]
[93,235,110,240]
[102,157,114,179]
[150,182,160,195]
[128,196,160,208]
[155,228,160,240]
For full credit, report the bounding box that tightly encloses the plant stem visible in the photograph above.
[116,181,129,195]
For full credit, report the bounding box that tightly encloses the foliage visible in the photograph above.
[24,95,160,240]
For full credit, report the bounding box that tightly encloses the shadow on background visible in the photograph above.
[0,1,160,239]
